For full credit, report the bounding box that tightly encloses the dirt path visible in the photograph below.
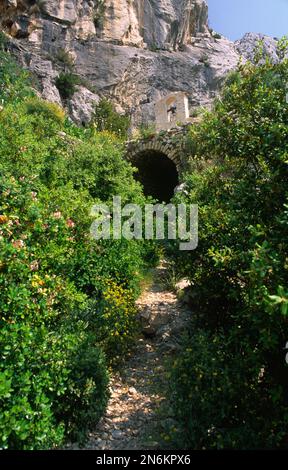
[72,264,190,450]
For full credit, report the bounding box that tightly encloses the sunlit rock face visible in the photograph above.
[235,33,279,63]
[99,0,209,49]
[0,1,277,126]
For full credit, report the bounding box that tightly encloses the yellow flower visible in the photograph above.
[0,215,9,224]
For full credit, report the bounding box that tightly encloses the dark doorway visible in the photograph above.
[132,150,179,203]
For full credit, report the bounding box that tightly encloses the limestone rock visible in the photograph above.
[41,0,77,25]
[235,32,279,63]
[138,306,151,322]
[142,325,157,338]
[10,15,31,38]
[7,0,17,7]
[69,86,100,125]
[100,0,210,49]
[0,1,280,127]
[27,54,62,105]
[41,78,62,106]
[170,0,210,49]
[111,430,123,440]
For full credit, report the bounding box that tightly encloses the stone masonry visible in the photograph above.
[126,123,192,175]
[154,92,193,132]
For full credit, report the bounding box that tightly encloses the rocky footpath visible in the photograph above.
[67,263,191,450]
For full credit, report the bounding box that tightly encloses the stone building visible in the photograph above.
[154,92,192,132]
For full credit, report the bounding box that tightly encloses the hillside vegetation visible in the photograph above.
[168,39,288,448]
[0,43,158,449]
[0,35,288,450]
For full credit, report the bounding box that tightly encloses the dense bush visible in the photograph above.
[0,50,33,105]
[92,99,130,139]
[24,97,66,124]
[0,50,158,449]
[0,176,109,449]
[0,101,141,204]
[83,280,139,366]
[55,72,80,100]
[169,43,288,448]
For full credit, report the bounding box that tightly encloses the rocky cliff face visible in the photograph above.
[235,33,279,63]
[0,1,279,127]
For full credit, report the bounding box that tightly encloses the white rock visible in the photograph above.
[112,430,123,440]
[69,86,100,125]
[1,0,279,126]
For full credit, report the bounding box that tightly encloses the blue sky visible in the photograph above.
[207,0,288,40]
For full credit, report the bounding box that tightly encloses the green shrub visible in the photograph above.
[55,72,80,100]
[1,324,65,449]
[53,337,109,443]
[0,176,109,449]
[92,99,130,140]
[0,101,142,205]
[82,280,139,366]
[59,130,142,203]
[0,99,67,184]
[0,51,33,105]
[24,97,66,124]
[0,48,160,449]
[169,42,288,448]
[171,329,288,449]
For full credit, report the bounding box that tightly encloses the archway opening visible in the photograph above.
[132,150,179,202]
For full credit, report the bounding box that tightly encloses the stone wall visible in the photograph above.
[155,92,192,132]
[126,123,192,174]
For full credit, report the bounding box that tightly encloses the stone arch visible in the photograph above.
[128,142,182,202]
[126,125,190,201]
[128,141,183,175]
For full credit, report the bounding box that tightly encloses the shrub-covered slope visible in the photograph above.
[0,46,158,449]
[169,40,288,449]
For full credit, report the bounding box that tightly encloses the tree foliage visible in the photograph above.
[169,45,288,449]
[0,50,158,449]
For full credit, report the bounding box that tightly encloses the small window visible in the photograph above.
[166,97,177,123]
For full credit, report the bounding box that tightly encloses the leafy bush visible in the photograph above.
[83,280,139,366]
[0,176,109,449]
[0,51,33,105]
[171,328,288,449]
[53,337,109,443]
[55,72,80,100]
[58,131,142,203]
[24,97,66,124]
[169,43,288,448]
[0,48,159,449]
[92,99,130,139]
[0,100,142,204]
